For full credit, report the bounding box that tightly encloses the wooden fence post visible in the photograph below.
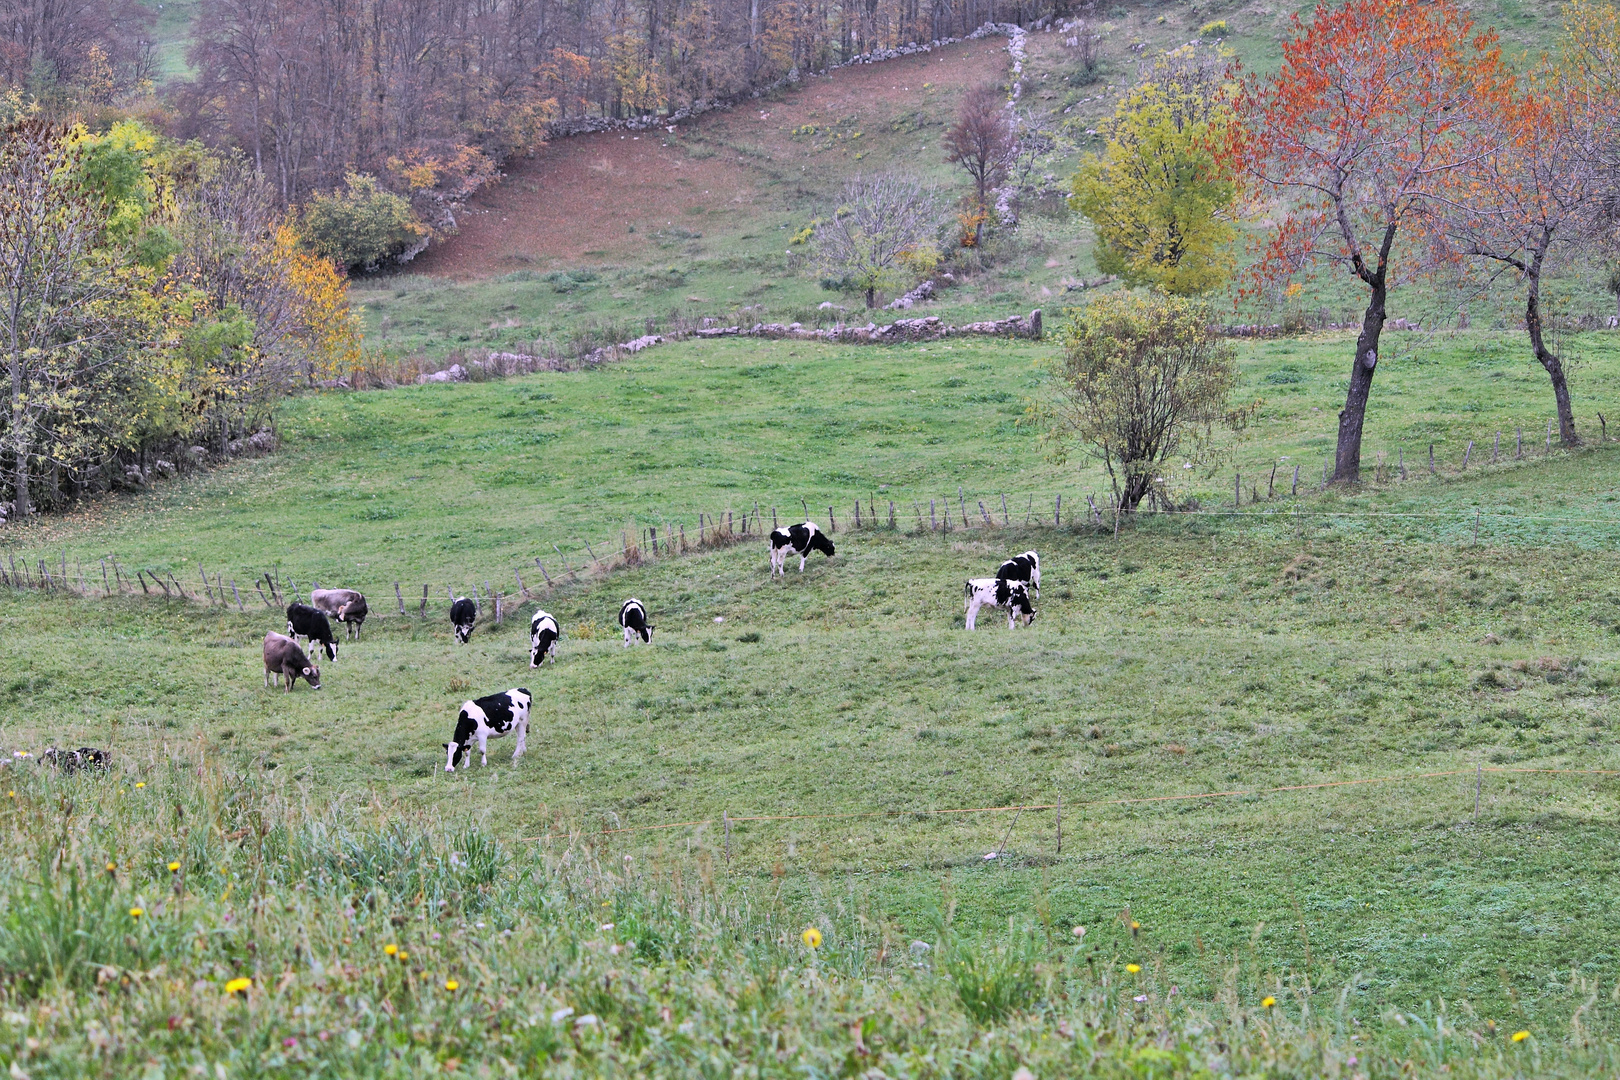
[1516,427,1523,458]
[723,811,732,864]
[1462,440,1473,469]
[889,500,896,529]
[1429,444,1436,475]
[1268,462,1277,500]
[100,558,110,597]
[1493,432,1500,462]
[255,580,271,607]
[1600,413,1608,441]
[231,580,244,612]
[1234,473,1241,511]
[1001,493,1010,525]
[395,583,405,614]
[979,500,992,526]
[930,499,937,531]
[1291,465,1300,496]
[854,501,861,528]
[958,487,967,527]
[421,585,429,617]
[535,558,552,588]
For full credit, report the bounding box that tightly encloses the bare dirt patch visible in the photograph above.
[407,40,1009,280]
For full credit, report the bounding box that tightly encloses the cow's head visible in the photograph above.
[303,665,322,689]
[454,621,474,644]
[320,639,338,662]
[811,532,836,558]
[444,741,466,771]
[635,623,654,644]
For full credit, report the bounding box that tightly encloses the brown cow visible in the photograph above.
[263,632,322,692]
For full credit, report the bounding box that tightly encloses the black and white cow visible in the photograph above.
[263,632,322,691]
[964,578,1037,631]
[450,596,477,644]
[995,550,1041,597]
[286,603,339,661]
[530,609,560,667]
[444,688,531,771]
[311,588,368,640]
[618,598,654,646]
[769,521,836,577]
[41,747,109,774]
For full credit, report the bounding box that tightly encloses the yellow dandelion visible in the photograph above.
[397,950,409,961]
[384,944,398,956]
[106,862,117,873]
[1125,964,1141,974]
[128,907,144,918]
[1512,1031,1529,1043]
[445,980,459,991]
[1262,997,1276,1008]
[6,791,13,799]
[1130,921,1140,931]
[225,977,251,996]
[802,927,823,949]
[168,861,181,873]
[136,782,145,789]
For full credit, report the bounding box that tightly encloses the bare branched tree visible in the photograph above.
[811,175,938,309]
[943,84,1015,246]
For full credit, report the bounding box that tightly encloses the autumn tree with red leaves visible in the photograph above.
[1427,69,1607,447]
[1226,0,1512,484]
[943,84,1016,247]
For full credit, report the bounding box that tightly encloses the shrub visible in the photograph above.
[300,173,428,272]
[1199,19,1229,37]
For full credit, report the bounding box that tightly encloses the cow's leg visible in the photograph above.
[1007,608,1017,630]
[478,732,489,766]
[799,552,807,572]
[965,599,979,630]
[513,719,527,761]
[264,667,271,688]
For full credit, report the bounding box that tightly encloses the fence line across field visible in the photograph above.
[4,428,1619,605]
[8,492,1620,607]
[525,766,1620,855]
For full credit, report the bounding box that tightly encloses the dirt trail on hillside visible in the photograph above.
[408,39,1009,280]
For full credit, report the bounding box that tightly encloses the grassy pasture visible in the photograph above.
[5,327,1620,586]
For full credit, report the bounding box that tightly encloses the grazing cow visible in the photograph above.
[286,603,339,661]
[995,550,1041,597]
[311,588,368,640]
[618,598,654,646]
[263,632,322,691]
[450,597,477,644]
[41,747,109,774]
[963,578,1037,631]
[444,688,531,771]
[769,521,836,576]
[530,609,560,667]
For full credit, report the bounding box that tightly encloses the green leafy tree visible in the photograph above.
[1046,292,1248,512]
[300,173,427,272]
[1069,46,1236,295]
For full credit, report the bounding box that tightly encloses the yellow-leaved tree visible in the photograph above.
[1069,46,1238,295]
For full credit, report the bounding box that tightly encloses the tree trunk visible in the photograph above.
[1117,471,1153,512]
[865,285,876,308]
[11,439,29,518]
[1333,227,1396,485]
[1525,251,1579,446]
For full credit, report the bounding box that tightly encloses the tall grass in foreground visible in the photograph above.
[0,752,1608,1078]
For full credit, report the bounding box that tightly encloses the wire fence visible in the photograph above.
[2,421,1616,614]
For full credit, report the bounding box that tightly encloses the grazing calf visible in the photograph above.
[311,588,368,640]
[530,609,560,667]
[995,550,1041,597]
[41,747,109,774]
[444,688,531,771]
[618,598,654,646]
[263,632,322,691]
[769,521,836,576]
[963,578,1037,631]
[450,596,477,644]
[286,603,339,661]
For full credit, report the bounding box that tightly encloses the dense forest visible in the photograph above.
[7,0,1060,209]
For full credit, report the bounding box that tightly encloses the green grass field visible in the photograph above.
[7,324,1620,1073]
